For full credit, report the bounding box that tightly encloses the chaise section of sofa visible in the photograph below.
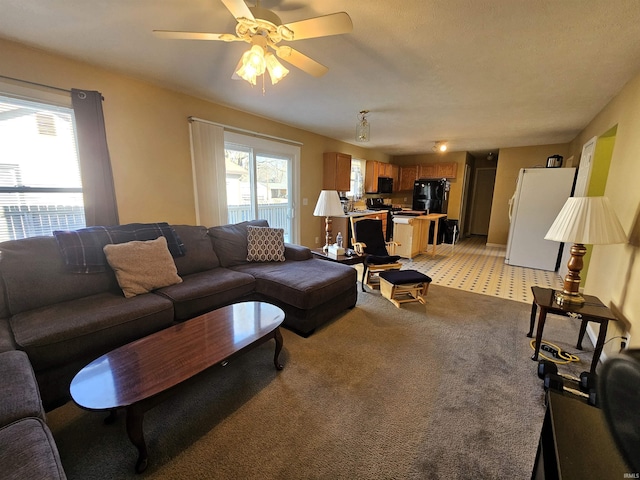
[208,220,358,336]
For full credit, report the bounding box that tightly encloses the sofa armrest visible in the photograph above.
[284,243,312,261]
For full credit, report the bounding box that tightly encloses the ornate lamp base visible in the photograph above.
[555,291,585,306]
[556,242,587,306]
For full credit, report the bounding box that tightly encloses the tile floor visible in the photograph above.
[398,235,564,304]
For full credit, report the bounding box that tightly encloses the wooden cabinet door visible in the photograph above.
[399,165,418,190]
[378,162,392,177]
[323,152,352,191]
[391,164,400,192]
[437,162,457,178]
[364,161,379,193]
[418,164,438,179]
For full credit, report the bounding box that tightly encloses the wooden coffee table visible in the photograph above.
[70,301,284,473]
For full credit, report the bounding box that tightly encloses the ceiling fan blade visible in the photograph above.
[221,0,254,21]
[153,30,240,41]
[277,47,328,77]
[283,12,353,40]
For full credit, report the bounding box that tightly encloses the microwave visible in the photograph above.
[377,176,393,193]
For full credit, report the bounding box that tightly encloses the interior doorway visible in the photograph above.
[469,167,496,235]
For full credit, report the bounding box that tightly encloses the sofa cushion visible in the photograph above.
[208,219,269,267]
[247,226,285,262]
[284,243,313,261]
[104,237,182,298]
[10,292,174,370]
[0,236,117,316]
[0,350,45,426]
[156,268,255,321]
[0,318,16,353]
[0,418,66,480]
[171,225,220,275]
[231,259,357,310]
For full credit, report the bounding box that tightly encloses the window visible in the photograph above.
[0,95,85,242]
[349,158,365,200]
[224,131,298,243]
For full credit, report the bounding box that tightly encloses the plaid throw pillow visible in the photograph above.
[54,222,185,273]
[246,226,285,262]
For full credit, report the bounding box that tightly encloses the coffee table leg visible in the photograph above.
[126,406,148,473]
[274,327,284,371]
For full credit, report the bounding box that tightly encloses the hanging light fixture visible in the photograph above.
[356,110,370,142]
[432,141,448,152]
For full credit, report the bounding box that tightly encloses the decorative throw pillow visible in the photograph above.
[103,236,182,298]
[246,226,286,262]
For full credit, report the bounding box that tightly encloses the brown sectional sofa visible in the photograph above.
[0,220,357,478]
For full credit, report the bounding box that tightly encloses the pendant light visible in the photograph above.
[356,110,370,142]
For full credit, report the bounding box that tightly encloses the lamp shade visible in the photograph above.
[313,190,344,217]
[545,196,627,245]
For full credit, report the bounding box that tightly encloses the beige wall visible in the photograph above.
[390,151,468,220]
[486,143,570,245]
[0,38,389,248]
[568,72,640,350]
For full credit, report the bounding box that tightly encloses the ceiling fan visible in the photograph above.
[153,0,353,86]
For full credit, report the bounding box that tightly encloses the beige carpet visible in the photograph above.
[47,285,592,479]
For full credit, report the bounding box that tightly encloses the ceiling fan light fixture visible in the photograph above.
[356,110,370,142]
[265,52,289,84]
[235,44,266,85]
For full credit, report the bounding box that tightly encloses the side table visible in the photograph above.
[310,248,366,266]
[527,286,618,374]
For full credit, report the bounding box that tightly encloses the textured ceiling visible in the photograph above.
[1,0,640,155]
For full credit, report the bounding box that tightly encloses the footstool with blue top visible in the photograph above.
[378,270,432,308]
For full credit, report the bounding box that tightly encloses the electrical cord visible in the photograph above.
[529,339,581,364]
[530,335,629,364]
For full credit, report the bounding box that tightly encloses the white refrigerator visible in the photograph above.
[505,167,576,270]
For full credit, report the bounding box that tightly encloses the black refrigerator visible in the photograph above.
[412,179,449,244]
[412,179,448,213]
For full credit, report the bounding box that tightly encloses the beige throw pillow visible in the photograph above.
[103,236,182,298]
[246,226,286,262]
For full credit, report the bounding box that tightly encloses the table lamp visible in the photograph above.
[313,190,344,252]
[545,196,627,305]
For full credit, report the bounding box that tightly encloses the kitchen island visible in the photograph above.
[393,213,447,258]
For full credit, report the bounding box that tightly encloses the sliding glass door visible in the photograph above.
[224,132,296,242]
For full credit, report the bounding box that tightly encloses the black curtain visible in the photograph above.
[71,89,119,226]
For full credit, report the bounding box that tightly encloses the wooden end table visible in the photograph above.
[527,286,617,373]
[70,301,284,473]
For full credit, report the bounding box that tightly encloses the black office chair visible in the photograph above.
[350,218,402,291]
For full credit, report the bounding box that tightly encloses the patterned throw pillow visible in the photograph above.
[246,226,286,262]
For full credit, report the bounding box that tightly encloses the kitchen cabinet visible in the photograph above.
[391,164,400,192]
[364,161,379,193]
[418,164,438,179]
[417,162,458,179]
[393,221,420,258]
[323,152,352,191]
[437,162,458,178]
[398,165,418,191]
[378,162,393,177]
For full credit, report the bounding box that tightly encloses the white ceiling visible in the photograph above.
[2,0,640,156]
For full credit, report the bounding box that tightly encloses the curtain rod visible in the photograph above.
[189,116,303,147]
[0,74,71,94]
